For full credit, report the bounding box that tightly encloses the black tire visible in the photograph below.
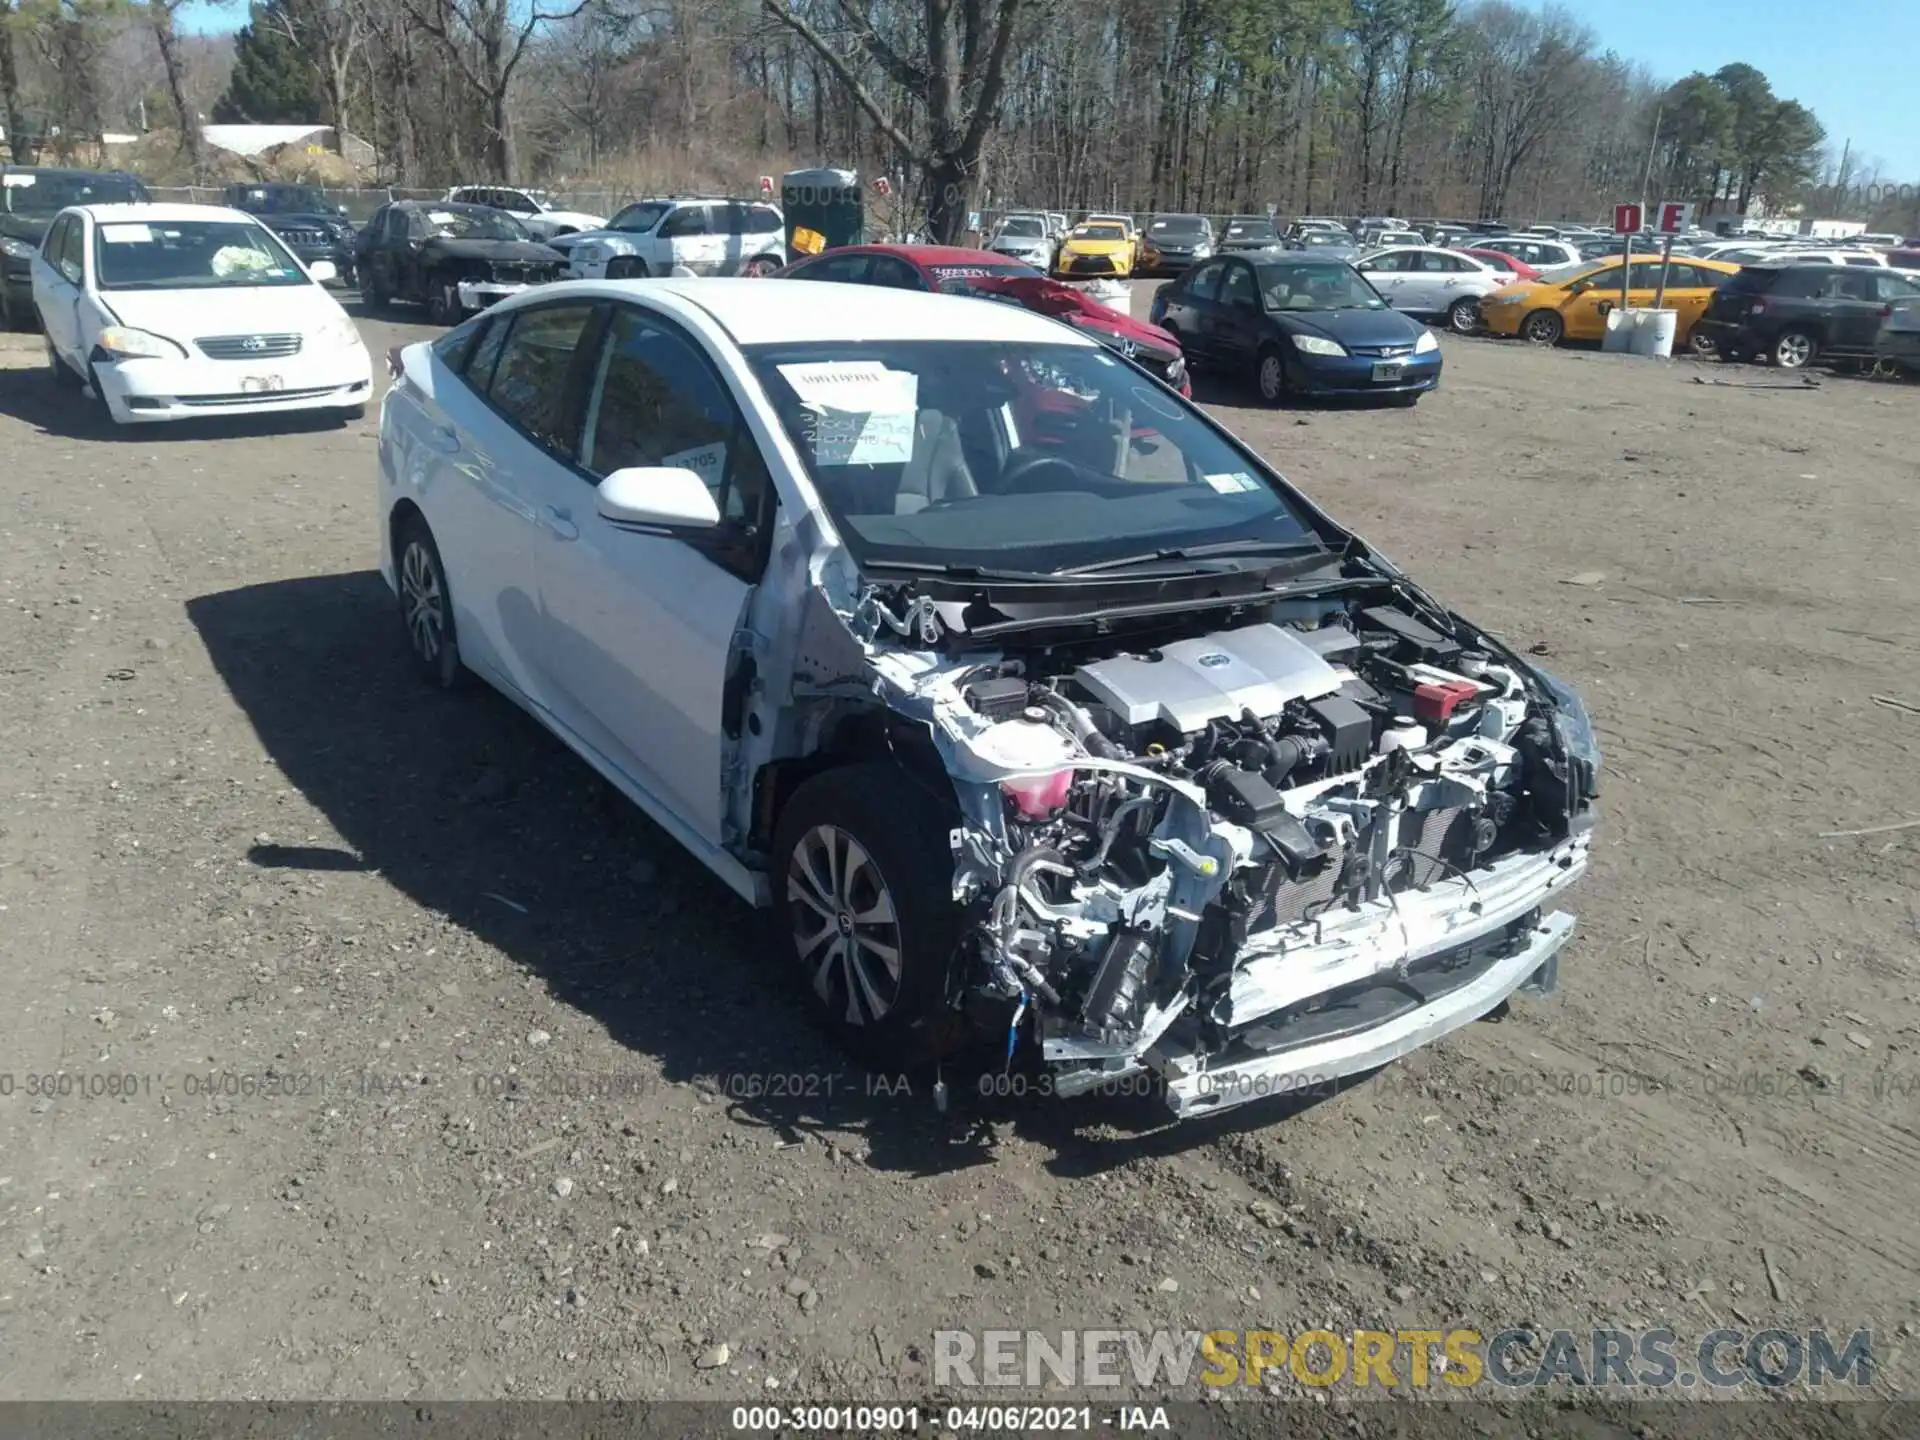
[46,339,80,390]
[1519,309,1564,347]
[394,516,464,689]
[86,360,119,423]
[1446,296,1480,334]
[1255,344,1288,404]
[0,285,24,332]
[1771,329,1817,370]
[769,763,967,1069]
[362,268,389,312]
[425,278,460,326]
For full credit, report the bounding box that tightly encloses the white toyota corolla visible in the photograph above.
[31,202,372,424]
[378,279,1597,1117]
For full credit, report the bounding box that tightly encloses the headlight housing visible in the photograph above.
[1489,292,1525,306]
[1535,667,1601,802]
[1414,328,1440,354]
[1292,334,1347,357]
[314,312,362,350]
[96,326,187,360]
[1,235,36,263]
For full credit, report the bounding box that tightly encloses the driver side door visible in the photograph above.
[527,304,771,845]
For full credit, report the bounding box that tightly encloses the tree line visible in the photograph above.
[1,0,1888,242]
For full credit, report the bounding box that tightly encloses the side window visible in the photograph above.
[1626,261,1673,289]
[659,206,709,239]
[465,316,511,389]
[385,209,410,242]
[40,216,68,264]
[746,205,783,236]
[58,219,85,283]
[485,305,597,454]
[869,257,925,290]
[720,204,748,236]
[433,314,488,374]
[813,254,872,284]
[1844,256,1880,268]
[580,310,770,550]
[1218,263,1258,307]
[1184,259,1225,300]
[1871,273,1918,303]
[504,191,535,212]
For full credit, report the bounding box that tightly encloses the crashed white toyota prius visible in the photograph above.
[378,278,1597,1118]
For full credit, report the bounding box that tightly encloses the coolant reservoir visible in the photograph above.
[974,708,1079,818]
[1379,717,1428,755]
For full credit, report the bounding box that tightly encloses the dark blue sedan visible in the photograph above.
[1151,254,1442,405]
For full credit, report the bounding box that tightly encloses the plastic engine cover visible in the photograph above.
[1073,624,1343,732]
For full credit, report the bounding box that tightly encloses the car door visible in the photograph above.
[1168,259,1226,359]
[1357,249,1412,309]
[1824,269,1887,353]
[866,255,929,291]
[1212,259,1266,366]
[31,214,84,363]
[418,300,603,702]
[525,303,772,844]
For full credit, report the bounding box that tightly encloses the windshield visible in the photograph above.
[3,170,145,217]
[1072,224,1126,241]
[998,217,1045,238]
[1150,217,1207,236]
[1379,232,1423,246]
[93,219,309,291]
[1547,259,1614,287]
[421,206,529,241]
[240,187,328,214]
[745,340,1318,572]
[929,261,1042,295]
[1225,219,1275,238]
[1299,232,1353,248]
[1253,261,1383,311]
[608,201,670,233]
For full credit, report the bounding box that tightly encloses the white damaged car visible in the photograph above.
[377,279,1596,1117]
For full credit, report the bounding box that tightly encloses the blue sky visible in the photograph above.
[180,0,1919,181]
[1526,0,1920,180]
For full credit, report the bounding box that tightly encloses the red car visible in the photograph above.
[1458,247,1541,284]
[776,244,1189,395]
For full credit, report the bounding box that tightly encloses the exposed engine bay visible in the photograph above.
[843,581,1597,1114]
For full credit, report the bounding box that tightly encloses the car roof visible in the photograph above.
[599,276,1101,348]
[66,202,255,224]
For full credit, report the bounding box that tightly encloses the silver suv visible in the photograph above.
[555,198,786,279]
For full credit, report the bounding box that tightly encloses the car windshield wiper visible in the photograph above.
[858,558,1071,583]
[1054,540,1329,577]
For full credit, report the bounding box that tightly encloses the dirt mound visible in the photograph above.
[115,129,256,186]
[259,143,364,185]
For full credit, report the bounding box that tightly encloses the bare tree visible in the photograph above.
[762,0,1035,242]
[147,0,204,171]
[403,0,595,180]
[271,0,368,156]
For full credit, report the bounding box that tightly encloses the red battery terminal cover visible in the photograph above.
[1413,678,1482,725]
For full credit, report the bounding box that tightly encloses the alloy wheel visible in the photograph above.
[1258,352,1286,402]
[1521,312,1562,346]
[1448,298,1480,334]
[1774,332,1814,369]
[400,540,446,665]
[787,824,903,1027]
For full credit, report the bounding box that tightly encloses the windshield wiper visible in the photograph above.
[858,558,1068,583]
[1053,540,1328,578]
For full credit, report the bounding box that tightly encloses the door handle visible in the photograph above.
[543,505,579,541]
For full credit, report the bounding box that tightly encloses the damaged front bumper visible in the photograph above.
[1038,837,1587,1114]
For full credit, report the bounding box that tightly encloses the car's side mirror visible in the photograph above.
[597,466,721,531]
[337,204,349,216]
[308,259,338,283]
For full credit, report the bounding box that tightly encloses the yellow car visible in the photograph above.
[1480,255,1741,348]
[1054,220,1137,279]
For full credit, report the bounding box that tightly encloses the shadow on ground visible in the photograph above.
[0,357,358,441]
[187,571,1362,1179]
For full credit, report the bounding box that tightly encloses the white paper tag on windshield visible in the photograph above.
[100,224,153,244]
[662,441,726,485]
[778,361,917,415]
[2,173,35,187]
[1204,471,1259,494]
[427,211,456,225]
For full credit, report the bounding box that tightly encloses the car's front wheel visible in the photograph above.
[1256,345,1288,404]
[394,516,464,688]
[426,279,461,326]
[1520,310,1564,346]
[770,764,965,1069]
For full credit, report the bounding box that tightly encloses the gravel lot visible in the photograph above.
[1,285,1916,1429]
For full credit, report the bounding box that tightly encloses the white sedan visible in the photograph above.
[31,202,372,424]
[377,279,1596,1118]
[1354,245,1509,332]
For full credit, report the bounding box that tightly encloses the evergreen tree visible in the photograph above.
[211,1,321,123]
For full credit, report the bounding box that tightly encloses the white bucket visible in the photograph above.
[1601,307,1678,358]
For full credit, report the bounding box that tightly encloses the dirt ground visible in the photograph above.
[0,286,1916,1433]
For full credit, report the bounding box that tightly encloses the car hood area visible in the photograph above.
[752,546,1595,1116]
[1274,305,1429,348]
[99,283,348,341]
[420,237,565,264]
